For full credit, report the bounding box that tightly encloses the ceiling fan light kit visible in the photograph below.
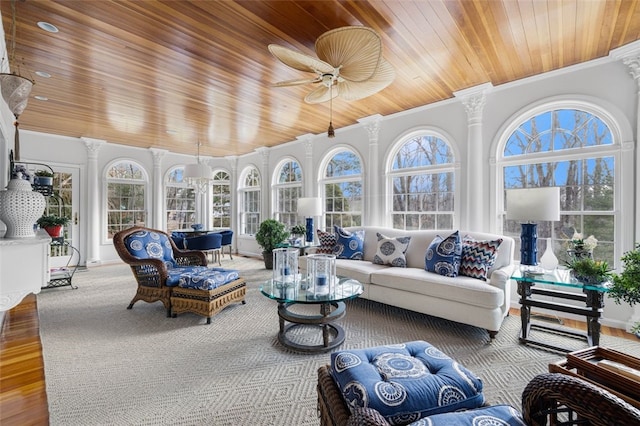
[268,26,394,138]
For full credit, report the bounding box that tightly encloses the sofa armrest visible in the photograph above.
[488,263,515,288]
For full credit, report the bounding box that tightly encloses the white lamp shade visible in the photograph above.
[183,163,213,180]
[297,197,322,217]
[506,187,560,222]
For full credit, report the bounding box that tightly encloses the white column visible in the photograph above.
[255,147,270,219]
[454,83,492,231]
[225,155,238,245]
[358,115,382,226]
[149,148,167,229]
[297,134,315,196]
[82,137,105,266]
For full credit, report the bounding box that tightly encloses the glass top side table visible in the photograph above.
[511,268,610,353]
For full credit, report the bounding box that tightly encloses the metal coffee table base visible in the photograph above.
[277,301,346,352]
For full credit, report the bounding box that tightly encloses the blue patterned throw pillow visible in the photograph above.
[124,230,176,268]
[425,231,462,277]
[334,226,364,260]
[373,233,411,267]
[459,236,503,281]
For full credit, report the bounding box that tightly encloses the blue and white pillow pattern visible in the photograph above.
[330,340,485,425]
[459,236,503,281]
[334,226,364,260]
[424,231,462,277]
[373,233,411,267]
[125,230,176,268]
[175,267,240,290]
[401,405,525,426]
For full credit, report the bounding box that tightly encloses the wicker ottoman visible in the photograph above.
[170,277,246,324]
[318,340,487,426]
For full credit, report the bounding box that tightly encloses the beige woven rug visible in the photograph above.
[37,256,639,425]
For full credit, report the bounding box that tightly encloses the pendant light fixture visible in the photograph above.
[183,141,213,193]
[0,0,34,161]
[327,75,335,138]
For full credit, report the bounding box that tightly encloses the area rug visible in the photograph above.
[37,257,639,425]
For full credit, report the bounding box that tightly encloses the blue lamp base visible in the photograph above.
[305,217,314,243]
[520,223,538,266]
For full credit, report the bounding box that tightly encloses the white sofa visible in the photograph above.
[299,226,516,338]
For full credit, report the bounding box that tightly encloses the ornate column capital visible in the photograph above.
[610,40,640,88]
[255,146,269,167]
[81,137,106,159]
[148,148,168,166]
[225,155,238,173]
[358,114,382,144]
[453,83,493,124]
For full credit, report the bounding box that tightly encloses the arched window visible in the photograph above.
[211,170,231,228]
[273,159,302,230]
[106,160,147,239]
[320,149,362,230]
[499,107,617,265]
[239,166,261,235]
[388,132,455,230]
[165,166,195,232]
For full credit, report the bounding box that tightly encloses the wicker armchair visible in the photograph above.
[113,226,208,317]
[522,372,640,426]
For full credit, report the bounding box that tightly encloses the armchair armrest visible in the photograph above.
[487,263,515,288]
[522,373,640,426]
[174,249,207,266]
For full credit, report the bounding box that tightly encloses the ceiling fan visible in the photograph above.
[268,26,394,137]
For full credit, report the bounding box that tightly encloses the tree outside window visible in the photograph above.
[389,134,455,230]
[273,160,302,230]
[211,171,231,228]
[501,108,616,265]
[106,161,146,239]
[321,150,362,230]
[166,167,195,232]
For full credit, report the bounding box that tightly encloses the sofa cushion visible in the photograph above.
[335,226,364,260]
[373,233,411,267]
[408,405,524,426]
[459,236,503,281]
[331,341,485,425]
[424,231,462,277]
[124,230,176,267]
[317,229,337,254]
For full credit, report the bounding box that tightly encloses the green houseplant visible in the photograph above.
[36,215,70,238]
[255,219,289,269]
[34,169,54,186]
[609,244,640,336]
[566,257,612,286]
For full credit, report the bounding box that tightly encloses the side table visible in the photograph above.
[512,269,609,353]
[43,240,80,290]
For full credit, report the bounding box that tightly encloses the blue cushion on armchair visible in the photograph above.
[124,230,176,267]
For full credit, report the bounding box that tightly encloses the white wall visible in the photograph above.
[2,45,638,330]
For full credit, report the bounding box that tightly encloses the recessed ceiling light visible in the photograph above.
[34,95,48,101]
[166,130,177,135]
[37,21,59,33]
[35,71,51,78]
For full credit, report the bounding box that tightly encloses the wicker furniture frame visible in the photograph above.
[522,372,640,425]
[113,226,245,322]
[318,365,353,426]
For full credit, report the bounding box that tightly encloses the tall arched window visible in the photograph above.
[165,166,195,232]
[388,132,455,230]
[239,166,261,235]
[499,107,618,265]
[211,170,231,228]
[273,159,302,229]
[106,160,147,239]
[320,149,362,230]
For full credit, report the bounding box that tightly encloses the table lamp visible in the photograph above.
[506,187,560,266]
[297,197,322,244]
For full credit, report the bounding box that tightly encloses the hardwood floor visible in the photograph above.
[0,299,636,425]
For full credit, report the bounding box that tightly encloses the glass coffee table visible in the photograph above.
[512,268,610,353]
[260,276,363,352]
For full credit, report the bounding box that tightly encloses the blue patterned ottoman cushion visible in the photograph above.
[166,266,209,287]
[334,226,364,260]
[331,341,485,425]
[424,231,462,277]
[176,267,240,290]
[406,405,524,426]
[124,230,176,268]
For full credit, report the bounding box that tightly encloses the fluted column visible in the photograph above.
[454,83,492,231]
[149,148,167,229]
[297,134,315,196]
[225,155,238,250]
[255,147,270,219]
[358,115,382,226]
[82,137,105,266]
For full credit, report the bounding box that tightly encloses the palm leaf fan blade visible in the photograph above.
[315,26,382,82]
[338,58,395,101]
[268,44,333,74]
[272,77,321,87]
[304,84,337,104]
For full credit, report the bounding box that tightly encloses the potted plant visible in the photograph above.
[36,214,70,238]
[565,257,612,286]
[255,219,289,269]
[34,169,54,186]
[609,244,640,337]
[291,224,306,236]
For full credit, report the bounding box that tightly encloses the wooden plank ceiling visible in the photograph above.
[1,0,639,158]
